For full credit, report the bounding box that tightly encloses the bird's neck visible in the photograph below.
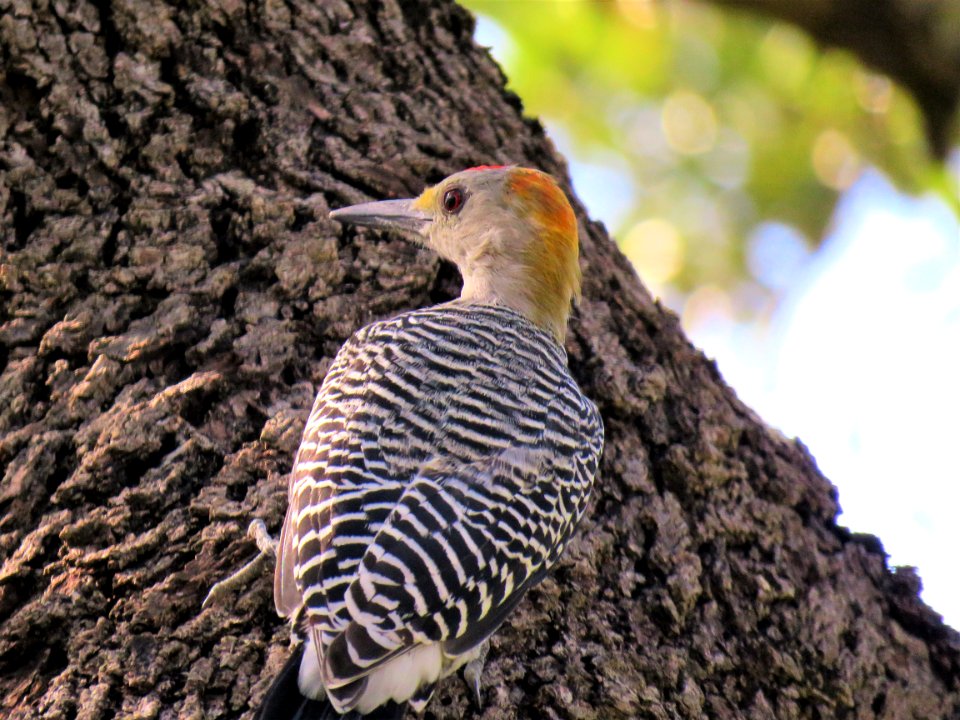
[459,266,570,343]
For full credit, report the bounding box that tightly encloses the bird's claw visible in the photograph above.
[201,519,277,610]
[463,641,490,708]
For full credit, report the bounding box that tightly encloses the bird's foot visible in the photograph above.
[202,519,277,609]
[462,641,490,708]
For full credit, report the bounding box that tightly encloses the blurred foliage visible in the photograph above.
[461,0,959,316]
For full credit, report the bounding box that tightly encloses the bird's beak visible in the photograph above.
[329,199,431,236]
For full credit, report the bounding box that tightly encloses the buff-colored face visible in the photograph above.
[330,166,580,341]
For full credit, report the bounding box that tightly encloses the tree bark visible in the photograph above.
[1,1,957,719]
[709,0,960,157]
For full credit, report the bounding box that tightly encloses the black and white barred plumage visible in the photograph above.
[270,300,603,716]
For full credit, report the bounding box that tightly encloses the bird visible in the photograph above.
[259,165,604,719]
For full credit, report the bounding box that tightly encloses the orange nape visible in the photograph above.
[506,168,582,322]
[506,168,578,242]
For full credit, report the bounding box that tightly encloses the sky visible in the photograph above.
[475,16,960,629]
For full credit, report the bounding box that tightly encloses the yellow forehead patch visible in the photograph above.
[411,185,438,212]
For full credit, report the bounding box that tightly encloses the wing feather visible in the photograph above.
[322,443,581,687]
[274,503,301,617]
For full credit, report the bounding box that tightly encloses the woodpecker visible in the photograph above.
[260,166,604,719]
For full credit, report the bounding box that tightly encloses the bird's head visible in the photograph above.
[330,166,580,342]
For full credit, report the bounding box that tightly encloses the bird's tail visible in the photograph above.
[256,644,406,720]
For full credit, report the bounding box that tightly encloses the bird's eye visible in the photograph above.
[442,188,465,214]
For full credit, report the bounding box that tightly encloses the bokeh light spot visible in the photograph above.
[702,127,750,189]
[621,218,684,289]
[812,129,861,190]
[854,71,893,114]
[662,90,718,155]
[617,0,658,30]
[758,24,815,93]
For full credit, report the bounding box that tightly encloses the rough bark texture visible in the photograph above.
[1,1,958,720]
[711,0,960,157]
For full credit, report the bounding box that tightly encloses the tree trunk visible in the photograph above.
[1,1,957,719]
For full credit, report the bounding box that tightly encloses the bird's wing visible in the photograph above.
[274,502,300,617]
[273,327,384,623]
[321,438,590,689]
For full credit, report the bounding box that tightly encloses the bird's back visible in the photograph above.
[273,300,603,712]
